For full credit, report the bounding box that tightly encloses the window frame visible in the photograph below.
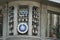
[46,10,60,39]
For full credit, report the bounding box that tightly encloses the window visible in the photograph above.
[17,5,29,35]
[0,10,3,37]
[47,11,60,39]
[8,6,14,35]
[32,6,39,36]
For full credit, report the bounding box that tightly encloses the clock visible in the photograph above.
[17,23,28,34]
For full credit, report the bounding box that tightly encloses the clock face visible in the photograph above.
[17,23,28,34]
[19,24,26,32]
[19,9,28,14]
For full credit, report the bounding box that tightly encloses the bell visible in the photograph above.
[19,19,21,21]
[35,30,38,34]
[34,25,36,28]
[26,19,28,21]
[36,16,38,18]
[22,19,24,21]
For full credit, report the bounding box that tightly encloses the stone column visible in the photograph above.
[14,5,18,35]
[28,5,33,36]
[41,4,47,40]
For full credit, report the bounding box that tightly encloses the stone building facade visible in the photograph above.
[0,0,60,40]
